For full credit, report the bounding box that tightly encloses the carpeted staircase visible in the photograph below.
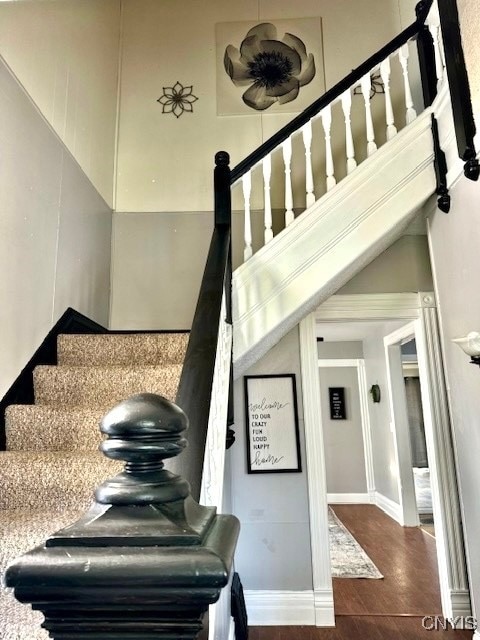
[0,331,189,640]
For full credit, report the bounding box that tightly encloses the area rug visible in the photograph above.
[328,508,383,579]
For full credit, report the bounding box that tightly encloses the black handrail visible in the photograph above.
[175,152,232,502]
[230,0,433,184]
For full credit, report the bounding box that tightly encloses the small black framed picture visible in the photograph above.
[329,387,346,420]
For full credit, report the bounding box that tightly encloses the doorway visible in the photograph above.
[300,294,470,625]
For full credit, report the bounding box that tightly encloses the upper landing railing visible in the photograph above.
[229,0,477,264]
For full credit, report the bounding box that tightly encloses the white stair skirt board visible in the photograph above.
[232,109,436,377]
[228,617,235,640]
[375,492,403,524]
[327,493,372,504]
[244,590,334,626]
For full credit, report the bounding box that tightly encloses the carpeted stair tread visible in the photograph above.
[0,451,122,510]
[33,364,182,406]
[58,332,189,366]
[5,405,106,451]
[1,508,82,640]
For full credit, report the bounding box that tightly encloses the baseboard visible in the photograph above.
[314,588,335,626]
[244,590,316,626]
[449,589,472,618]
[328,492,371,504]
[375,491,402,524]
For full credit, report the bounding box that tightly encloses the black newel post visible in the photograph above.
[6,393,240,639]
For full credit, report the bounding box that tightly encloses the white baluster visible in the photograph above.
[380,56,397,140]
[262,154,273,244]
[427,2,444,87]
[282,136,295,226]
[399,44,417,124]
[302,120,316,208]
[321,105,336,191]
[360,73,377,156]
[242,171,252,261]
[341,88,357,174]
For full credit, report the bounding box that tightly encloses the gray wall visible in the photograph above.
[319,366,367,494]
[317,341,364,359]
[362,324,405,504]
[111,216,433,330]
[338,235,433,294]
[231,327,313,590]
[0,56,112,398]
[427,175,480,619]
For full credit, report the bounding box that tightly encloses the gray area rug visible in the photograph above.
[329,508,383,579]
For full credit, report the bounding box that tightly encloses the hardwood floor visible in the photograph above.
[249,505,473,639]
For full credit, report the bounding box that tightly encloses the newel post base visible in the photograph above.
[6,393,240,639]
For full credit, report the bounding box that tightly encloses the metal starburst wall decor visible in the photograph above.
[157,82,198,118]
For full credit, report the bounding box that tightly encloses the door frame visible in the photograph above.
[300,293,470,621]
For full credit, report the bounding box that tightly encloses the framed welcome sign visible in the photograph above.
[244,374,302,474]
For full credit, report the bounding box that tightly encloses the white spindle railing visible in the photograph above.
[282,136,295,226]
[321,104,336,191]
[302,120,316,207]
[341,87,357,174]
[231,0,441,266]
[427,2,445,88]
[399,44,417,124]
[242,171,252,261]
[361,72,378,156]
[380,56,398,140]
[263,154,273,244]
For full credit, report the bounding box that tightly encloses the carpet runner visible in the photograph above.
[0,332,188,640]
[329,507,383,579]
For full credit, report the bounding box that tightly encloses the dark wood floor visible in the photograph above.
[249,505,472,639]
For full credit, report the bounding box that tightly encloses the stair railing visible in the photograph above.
[231,0,444,264]
[173,152,233,509]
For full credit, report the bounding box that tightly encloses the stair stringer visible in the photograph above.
[232,109,436,377]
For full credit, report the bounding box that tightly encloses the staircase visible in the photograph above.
[0,332,188,640]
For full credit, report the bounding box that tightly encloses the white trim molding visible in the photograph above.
[375,491,402,524]
[415,307,471,618]
[299,314,335,627]
[244,591,316,626]
[327,493,372,504]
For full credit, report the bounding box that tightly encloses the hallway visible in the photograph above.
[250,505,473,638]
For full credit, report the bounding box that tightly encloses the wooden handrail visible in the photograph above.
[175,152,232,501]
[230,0,433,184]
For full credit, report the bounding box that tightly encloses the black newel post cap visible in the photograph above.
[5,393,240,639]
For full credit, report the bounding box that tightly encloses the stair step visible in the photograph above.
[5,405,106,451]
[57,332,189,366]
[1,508,82,640]
[33,364,182,407]
[0,451,122,510]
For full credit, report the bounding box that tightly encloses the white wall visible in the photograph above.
[231,327,313,590]
[0,0,121,207]
[0,56,112,398]
[458,0,480,114]
[116,0,410,213]
[427,175,480,620]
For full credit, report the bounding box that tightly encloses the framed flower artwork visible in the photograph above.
[215,17,325,116]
